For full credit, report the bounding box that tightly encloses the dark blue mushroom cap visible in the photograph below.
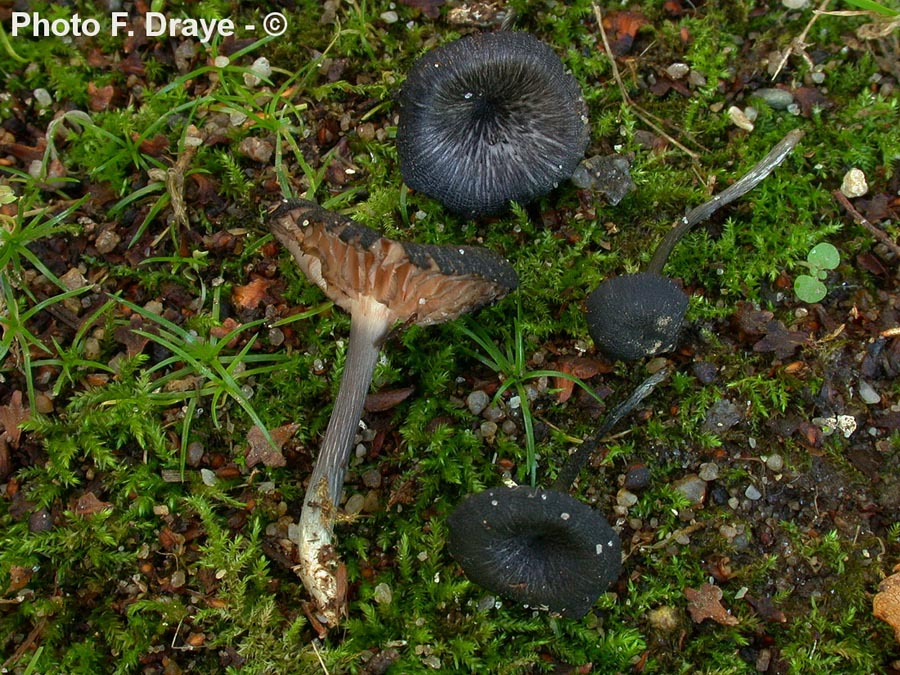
[447,486,621,618]
[397,31,590,218]
[585,272,689,362]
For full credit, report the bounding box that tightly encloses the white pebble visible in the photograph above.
[841,168,868,198]
[728,106,755,132]
[858,380,881,405]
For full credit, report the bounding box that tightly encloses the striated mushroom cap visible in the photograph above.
[397,31,590,218]
[447,485,621,618]
[585,272,689,362]
[268,199,518,327]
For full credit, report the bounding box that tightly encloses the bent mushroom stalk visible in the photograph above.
[586,129,804,362]
[397,30,590,218]
[268,199,518,626]
[447,369,667,618]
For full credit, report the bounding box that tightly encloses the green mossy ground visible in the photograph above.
[1,1,899,673]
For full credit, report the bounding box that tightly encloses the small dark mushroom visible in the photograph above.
[268,199,517,626]
[586,129,804,361]
[397,31,590,218]
[448,486,621,618]
[447,369,667,618]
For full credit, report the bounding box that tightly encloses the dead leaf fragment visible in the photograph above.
[232,277,274,310]
[74,492,113,517]
[87,82,116,112]
[365,387,415,413]
[602,11,649,56]
[0,390,28,447]
[5,564,32,594]
[752,320,808,359]
[685,582,739,626]
[245,423,298,468]
[873,566,900,644]
[551,356,611,403]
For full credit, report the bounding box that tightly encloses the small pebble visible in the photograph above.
[238,137,274,164]
[672,474,707,505]
[624,463,651,491]
[344,493,366,515]
[698,462,719,482]
[373,582,393,604]
[357,122,376,142]
[858,380,881,405]
[728,106,754,132]
[33,88,53,108]
[95,228,121,254]
[187,441,204,467]
[362,468,382,489]
[755,87,795,110]
[83,336,101,361]
[483,405,504,422]
[765,454,784,473]
[782,0,810,7]
[60,267,89,291]
[501,419,517,436]
[380,10,399,23]
[666,63,690,80]
[616,489,638,508]
[745,484,762,501]
[841,168,868,198]
[268,327,285,347]
[362,490,380,513]
[692,361,718,385]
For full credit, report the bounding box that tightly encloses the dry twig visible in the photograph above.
[832,189,900,259]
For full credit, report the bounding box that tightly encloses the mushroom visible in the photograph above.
[397,31,590,218]
[447,369,667,618]
[585,129,804,361]
[447,485,621,618]
[268,199,518,626]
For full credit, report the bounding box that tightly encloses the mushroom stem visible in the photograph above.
[295,297,393,624]
[551,368,669,492]
[645,129,804,276]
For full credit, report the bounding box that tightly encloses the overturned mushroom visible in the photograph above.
[586,129,804,361]
[448,369,667,618]
[397,31,590,218]
[448,486,621,618]
[268,199,517,626]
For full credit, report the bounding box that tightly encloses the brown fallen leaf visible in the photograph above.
[87,82,116,112]
[551,356,611,403]
[74,491,113,517]
[245,423,298,468]
[685,582,739,626]
[232,277,275,311]
[0,390,28,447]
[752,320,808,360]
[365,386,415,413]
[602,11,649,57]
[744,594,787,624]
[873,564,900,644]
[5,564,32,594]
[114,315,152,357]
